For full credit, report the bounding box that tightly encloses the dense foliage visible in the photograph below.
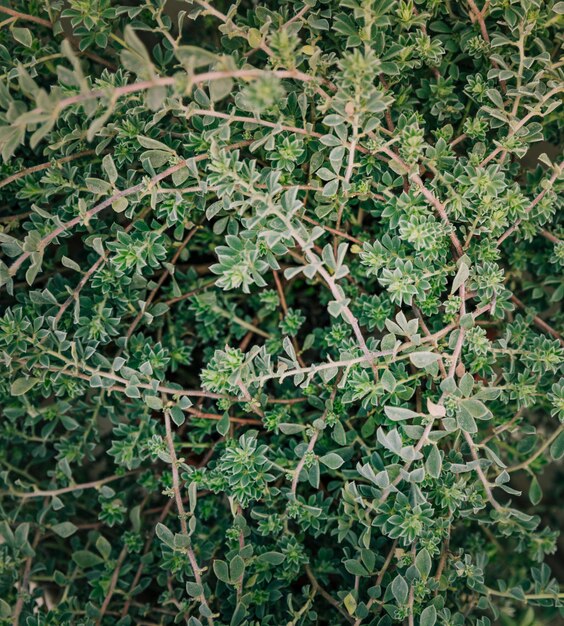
[0,1,563,625]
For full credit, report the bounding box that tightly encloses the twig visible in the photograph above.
[96,546,128,624]
[126,226,199,339]
[12,529,42,624]
[163,405,214,625]
[510,294,564,345]
[291,380,339,496]
[506,425,564,473]
[463,431,503,511]
[539,229,561,244]
[7,141,252,279]
[305,565,354,624]
[466,0,506,92]
[3,472,136,499]
[497,168,561,246]
[0,150,97,190]
[353,540,397,626]
[0,5,51,28]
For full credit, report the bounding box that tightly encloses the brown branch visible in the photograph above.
[510,294,564,345]
[0,5,51,28]
[272,269,307,368]
[126,226,199,339]
[164,280,216,305]
[463,431,503,511]
[4,472,136,499]
[121,499,175,616]
[13,529,42,624]
[379,146,464,257]
[466,0,506,93]
[8,141,252,280]
[497,167,561,246]
[96,546,128,624]
[353,540,397,626]
[480,86,562,167]
[539,229,561,244]
[305,565,354,624]
[0,150,96,190]
[163,405,214,625]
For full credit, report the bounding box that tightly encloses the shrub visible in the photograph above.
[0,1,562,625]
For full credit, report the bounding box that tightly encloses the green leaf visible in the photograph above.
[415,549,432,578]
[186,582,204,597]
[102,154,118,184]
[96,535,112,560]
[121,26,155,79]
[14,522,29,548]
[332,421,347,445]
[279,423,306,434]
[155,523,175,548]
[344,592,357,616]
[409,352,439,368]
[86,177,112,195]
[451,262,469,294]
[344,559,369,576]
[529,476,542,505]
[381,369,396,392]
[247,28,262,48]
[0,599,11,618]
[10,377,40,396]
[425,445,442,479]
[170,405,185,426]
[137,135,174,152]
[459,373,474,397]
[13,27,33,48]
[550,431,564,460]
[230,602,247,626]
[213,559,230,583]
[319,452,344,469]
[257,551,285,565]
[209,77,234,103]
[230,555,245,581]
[61,256,81,271]
[216,411,230,436]
[420,605,437,626]
[384,406,420,421]
[460,398,490,419]
[52,522,78,538]
[457,408,477,434]
[72,550,104,568]
[112,196,128,213]
[130,505,141,533]
[145,395,163,410]
[391,574,408,604]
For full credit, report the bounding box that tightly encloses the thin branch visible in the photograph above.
[0,150,97,190]
[96,546,128,625]
[305,565,354,624]
[0,5,51,28]
[7,141,252,279]
[163,405,214,625]
[497,167,561,246]
[353,540,397,626]
[463,431,503,511]
[507,425,564,473]
[466,0,506,92]
[3,472,135,499]
[126,225,199,339]
[510,294,564,345]
[539,229,561,244]
[480,87,563,167]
